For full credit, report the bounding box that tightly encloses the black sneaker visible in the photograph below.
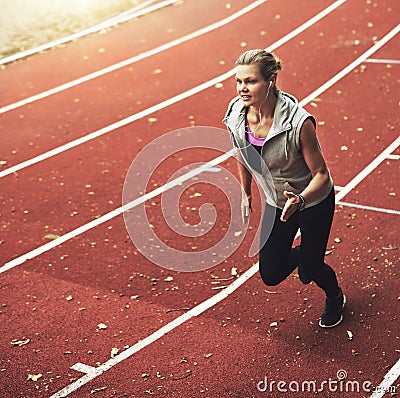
[319,289,346,328]
[298,265,312,284]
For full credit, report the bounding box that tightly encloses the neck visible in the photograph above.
[250,92,277,122]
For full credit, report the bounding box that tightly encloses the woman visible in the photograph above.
[223,50,345,328]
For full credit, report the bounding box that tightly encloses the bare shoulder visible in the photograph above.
[299,117,323,154]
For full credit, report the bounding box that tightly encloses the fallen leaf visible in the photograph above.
[111,347,119,358]
[270,322,278,327]
[164,276,174,282]
[97,323,107,330]
[27,373,42,381]
[11,338,30,347]
[382,246,397,250]
[44,234,61,240]
[347,330,353,340]
[91,386,107,394]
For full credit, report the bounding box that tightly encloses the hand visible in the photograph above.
[280,191,300,222]
[241,193,252,224]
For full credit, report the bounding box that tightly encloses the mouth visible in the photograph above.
[241,95,252,101]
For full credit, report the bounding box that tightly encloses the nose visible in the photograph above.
[238,82,248,92]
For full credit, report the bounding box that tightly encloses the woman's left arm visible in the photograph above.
[280,118,331,222]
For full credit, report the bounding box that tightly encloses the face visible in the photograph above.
[235,64,269,107]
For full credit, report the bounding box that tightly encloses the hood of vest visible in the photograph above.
[222,90,308,160]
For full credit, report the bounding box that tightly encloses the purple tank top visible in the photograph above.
[245,119,266,147]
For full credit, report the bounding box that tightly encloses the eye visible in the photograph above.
[247,79,257,84]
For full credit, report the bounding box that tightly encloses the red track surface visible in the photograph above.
[1,1,399,397]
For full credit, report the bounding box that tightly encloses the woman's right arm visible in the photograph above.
[236,150,253,223]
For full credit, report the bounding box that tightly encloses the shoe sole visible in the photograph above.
[318,294,346,328]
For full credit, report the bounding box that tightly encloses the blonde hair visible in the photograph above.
[236,49,282,82]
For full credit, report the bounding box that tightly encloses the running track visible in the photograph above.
[0,0,399,397]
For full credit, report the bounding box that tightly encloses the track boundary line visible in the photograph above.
[0,0,179,66]
[0,0,268,115]
[48,135,400,398]
[1,24,398,274]
[0,0,347,178]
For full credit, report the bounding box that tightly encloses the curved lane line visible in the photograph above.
[0,0,267,115]
[0,0,346,179]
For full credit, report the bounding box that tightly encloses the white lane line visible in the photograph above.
[0,0,179,66]
[0,151,233,274]
[365,58,400,64]
[335,186,400,215]
[70,363,97,374]
[50,135,400,397]
[335,136,400,202]
[299,24,400,107]
[337,201,400,215]
[1,14,397,398]
[1,18,398,273]
[369,358,400,398]
[0,0,347,179]
[50,263,259,398]
[0,0,267,115]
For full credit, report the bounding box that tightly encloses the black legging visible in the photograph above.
[259,189,340,298]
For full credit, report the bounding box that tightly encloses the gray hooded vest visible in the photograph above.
[222,90,333,209]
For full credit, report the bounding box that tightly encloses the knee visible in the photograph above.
[259,264,282,286]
